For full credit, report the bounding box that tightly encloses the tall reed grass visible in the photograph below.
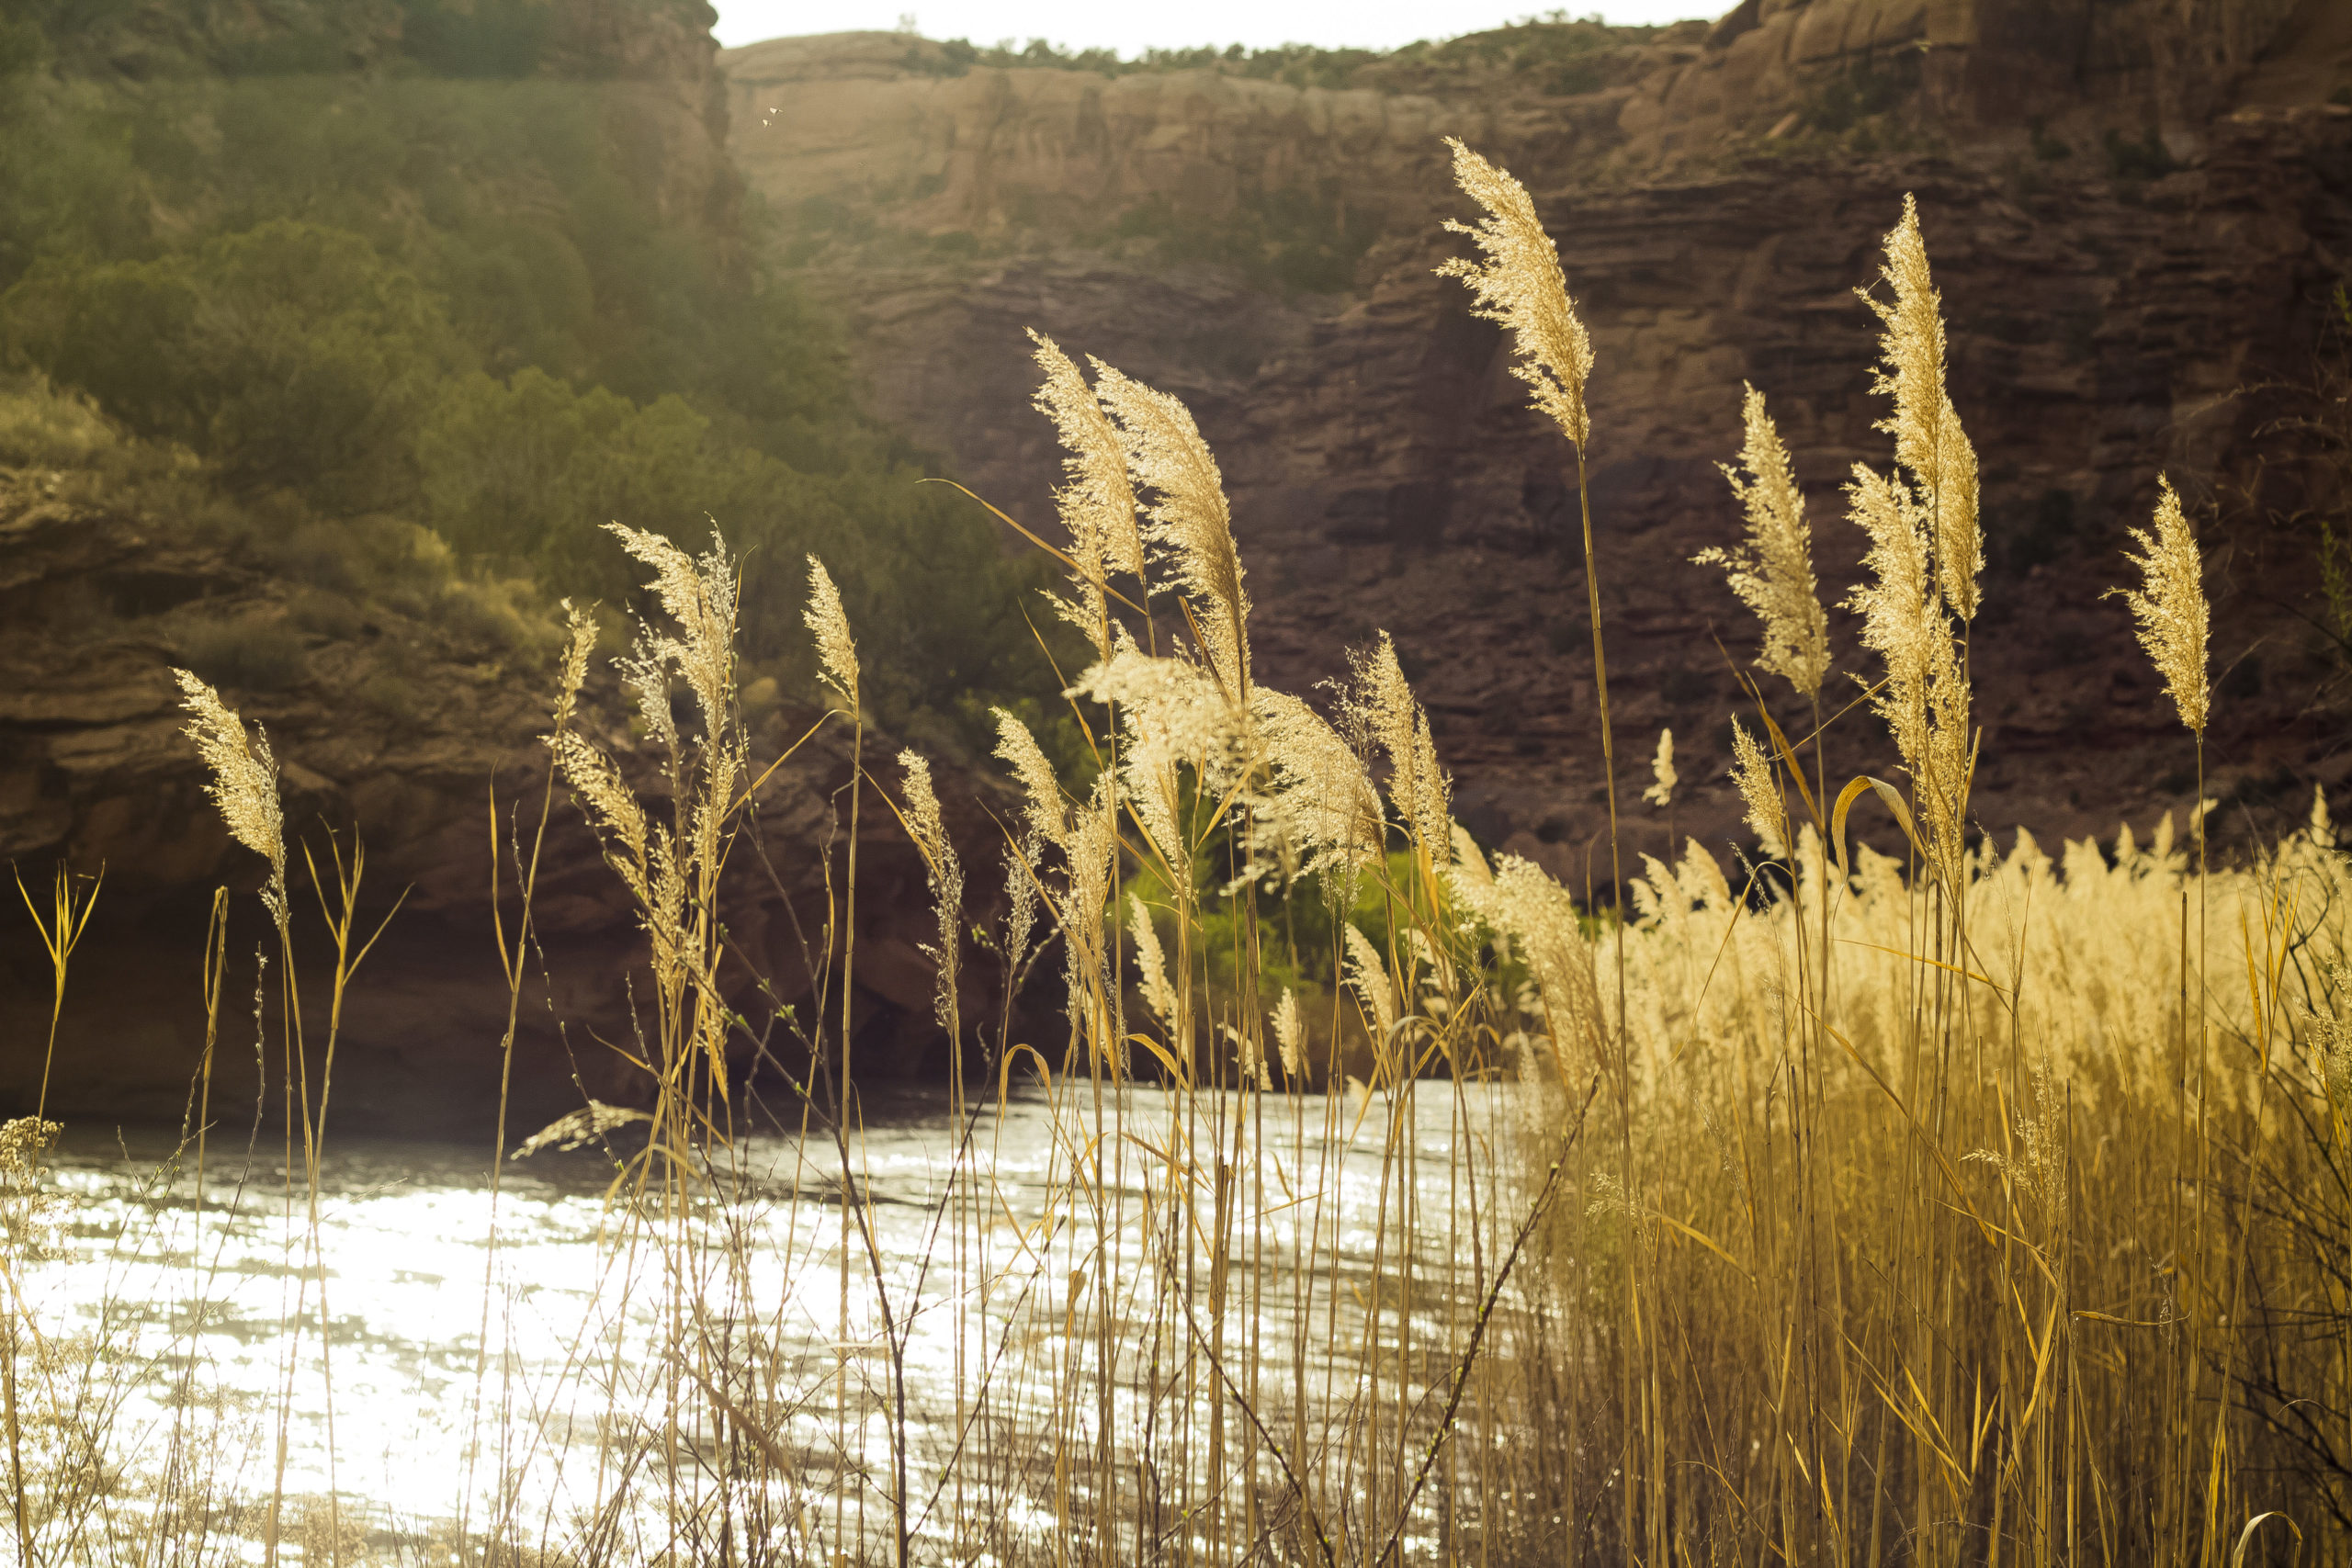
[2,145,2346,1568]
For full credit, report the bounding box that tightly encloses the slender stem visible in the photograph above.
[1571,440,1637,1556]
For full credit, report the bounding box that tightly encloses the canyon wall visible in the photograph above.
[725,0,2352,878]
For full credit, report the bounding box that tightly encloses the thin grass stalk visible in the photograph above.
[462,609,591,1565]
[7,864,97,1568]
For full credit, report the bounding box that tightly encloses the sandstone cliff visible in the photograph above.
[724,0,2352,880]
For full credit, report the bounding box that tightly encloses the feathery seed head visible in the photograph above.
[1344,924,1398,1047]
[1127,891,1177,1029]
[551,599,598,734]
[1000,830,1044,981]
[1343,633,1452,854]
[803,555,860,704]
[605,524,738,744]
[1697,384,1831,695]
[1072,644,1243,766]
[1843,201,1979,877]
[1931,398,1983,622]
[2112,476,2209,735]
[1643,728,1678,808]
[1250,686,1385,905]
[1436,137,1595,449]
[1860,197,1981,622]
[1730,716,1787,859]
[1451,852,1607,1078]
[992,708,1069,851]
[551,729,652,910]
[898,750,954,877]
[1272,987,1305,1079]
[1030,331,1145,655]
[1056,778,1121,1046]
[1089,358,1251,696]
[174,669,288,931]
[1450,822,1492,886]
[1844,462,1936,771]
[2308,960,2352,1113]
[1864,196,1947,493]
[1845,461,1973,877]
[1071,643,1248,865]
[899,749,965,1033]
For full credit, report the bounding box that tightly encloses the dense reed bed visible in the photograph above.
[4,141,2347,1567]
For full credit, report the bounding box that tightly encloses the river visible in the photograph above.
[17,1080,1543,1564]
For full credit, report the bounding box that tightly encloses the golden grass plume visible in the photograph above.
[803,553,859,704]
[899,749,963,1033]
[172,669,288,931]
[1126,890,1177,1029]
[1697,383,1830,698]
[1435,136,1595,450]
[1729,716,1787,859]
[1250,684,1385,903]
[1029,330,1144,650]
[1643,727,1677,809]
[990,708,1068,853]
[1861,195,1982,622]
[550,598,597,734]
[2114,474,2210,735]
[605,523,737,743]
[1342,632,1451,855]
[1343,923,1398,1048]
[1270,987,1305,1079]
[1090,359,1250,697]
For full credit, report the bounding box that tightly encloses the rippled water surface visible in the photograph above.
[29,1082,1530,1562]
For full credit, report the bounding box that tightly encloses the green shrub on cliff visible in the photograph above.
[0,373,115,469]
[906,16,1657,94]
[4,220,465,511]
[418,368,729,566]
[0,26,1069,745]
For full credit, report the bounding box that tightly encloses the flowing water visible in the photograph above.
[20,1081,1534,1563]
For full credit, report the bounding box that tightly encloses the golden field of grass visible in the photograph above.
[3,141,2347,1567]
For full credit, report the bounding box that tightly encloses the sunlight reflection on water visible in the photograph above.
[34,1080,1526,1558]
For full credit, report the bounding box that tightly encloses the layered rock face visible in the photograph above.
[0,479,984,1136]
[726,1,2352,879]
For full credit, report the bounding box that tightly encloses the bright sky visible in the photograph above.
[710,1,1721,56]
